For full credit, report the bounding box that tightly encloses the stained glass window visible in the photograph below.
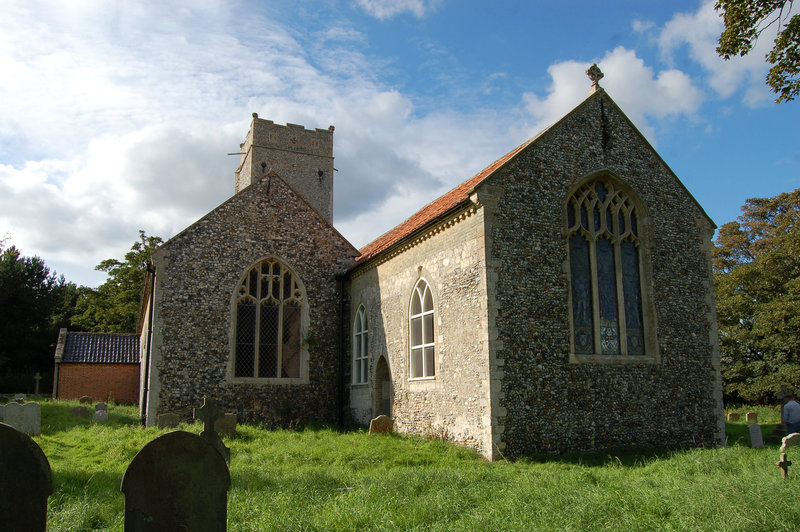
[566,178,647,356]
[410,279,435,378]
[233,258,304,378]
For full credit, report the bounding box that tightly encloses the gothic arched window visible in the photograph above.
[566,178,647,356]
[353,305,368,384]
[233,258,304,379]
[409,278,435,378]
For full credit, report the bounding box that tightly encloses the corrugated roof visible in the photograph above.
[62,332,140,364]
[355,131,544,265]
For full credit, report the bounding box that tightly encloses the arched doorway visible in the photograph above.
[373,356,392,417]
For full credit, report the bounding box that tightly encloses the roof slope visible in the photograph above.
[356,130,546,265]
[62,332,140,364]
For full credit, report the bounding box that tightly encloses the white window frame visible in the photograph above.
[353,305,368,384]
[409,278,435,379]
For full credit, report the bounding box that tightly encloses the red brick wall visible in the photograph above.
[57,363,140,404]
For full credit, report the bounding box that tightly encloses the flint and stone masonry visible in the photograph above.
[140,87,724,459]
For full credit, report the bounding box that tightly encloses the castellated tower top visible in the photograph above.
[235,114,335,223]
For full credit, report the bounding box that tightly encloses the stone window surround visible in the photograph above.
[225,255,311,384]
[564,171,659,364]
[353,304,368,385]
[409,276,437,380]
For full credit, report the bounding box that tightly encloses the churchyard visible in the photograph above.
[1,399,800,530]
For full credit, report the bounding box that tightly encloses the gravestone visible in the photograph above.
[727,412,740,422]
[4,402,41,435]
[215,413,237,436]
[369,414,393,434]
[72,406,91,419]
[777,453,792,479]
[14,393,26,403]
[781,432,800,451]
[121,430,230,531]
[746,412,758,423]
[95,402,108,412]
[0,395,9,404]
[79,395,92,404]
[34,372,42,395]
[197,397,231,464]
[748,424,764,448]
[93,410,109,422]
[157,413,180,429]
[0,423,53,531]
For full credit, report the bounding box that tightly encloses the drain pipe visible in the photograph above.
[335,271,346,426]
[141,260,156,426]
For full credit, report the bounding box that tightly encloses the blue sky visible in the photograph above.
[1,0,797,287]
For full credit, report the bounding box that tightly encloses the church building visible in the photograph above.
[139,73,724,459]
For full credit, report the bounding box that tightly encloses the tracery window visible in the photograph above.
[567,178,646,356]
[233,258,304,378]
[409,278,435,378]
[353,305,368,384]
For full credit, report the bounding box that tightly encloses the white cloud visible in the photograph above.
[355,0,438,19]
[521,47,703,141]
[656,0,775,103]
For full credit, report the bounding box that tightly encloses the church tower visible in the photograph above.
[235,114,335,223]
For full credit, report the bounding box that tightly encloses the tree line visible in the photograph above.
[0,231,162,393]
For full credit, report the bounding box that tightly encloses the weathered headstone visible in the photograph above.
[197,397,230,464]
[780,432,800,451]
[79,395,92,404]
[777,452,792,479]
[121,430,230,531]
[727,412,740,422]
[14,393,26,403]
[95,402,108,412]
[4,402,41,435]
[0,423,54,532]
[72,406,92,419]
[93,410,109,422]
[157,413,180,429]
[748,424,764,448]
[369,414,393,434]
[746,412,758,423]
[214,413,237,436]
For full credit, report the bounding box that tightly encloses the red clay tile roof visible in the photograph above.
[355,131,545,265]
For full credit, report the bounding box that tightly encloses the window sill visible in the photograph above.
[408,376,436,381]
[351,382,369,388]
[569,353,659,364]
[225,376,309,385]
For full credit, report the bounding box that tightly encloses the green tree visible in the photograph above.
[72,230,163,333]
[713,188,800,402]
[716,0,800,102]
[0,245,78,389]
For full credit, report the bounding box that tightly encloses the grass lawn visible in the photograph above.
[23,400,800,531]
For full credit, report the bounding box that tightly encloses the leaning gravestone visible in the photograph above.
[369,415,393,434]
[79,395,92,404]
[4,402,41,435]
[157,413,180,429]
[72,406,92,419]
[121,430,230,531]
[0,423,53,532]
[215,413,237,436]
[748,424,764,448]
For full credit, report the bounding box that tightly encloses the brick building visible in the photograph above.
[53,329,140,404]
[139,79,724,459]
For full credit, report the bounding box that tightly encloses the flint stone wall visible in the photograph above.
[148,174,356,426]
[484,92,723,456]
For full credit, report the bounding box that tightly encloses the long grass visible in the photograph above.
[22,401,800,530]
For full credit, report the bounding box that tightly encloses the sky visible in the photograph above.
[1,0,798,287]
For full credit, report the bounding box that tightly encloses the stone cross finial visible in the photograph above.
[586,64,604,93]
[777,452,792,479]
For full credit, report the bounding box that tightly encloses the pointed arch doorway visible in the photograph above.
[373,356,393,417]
